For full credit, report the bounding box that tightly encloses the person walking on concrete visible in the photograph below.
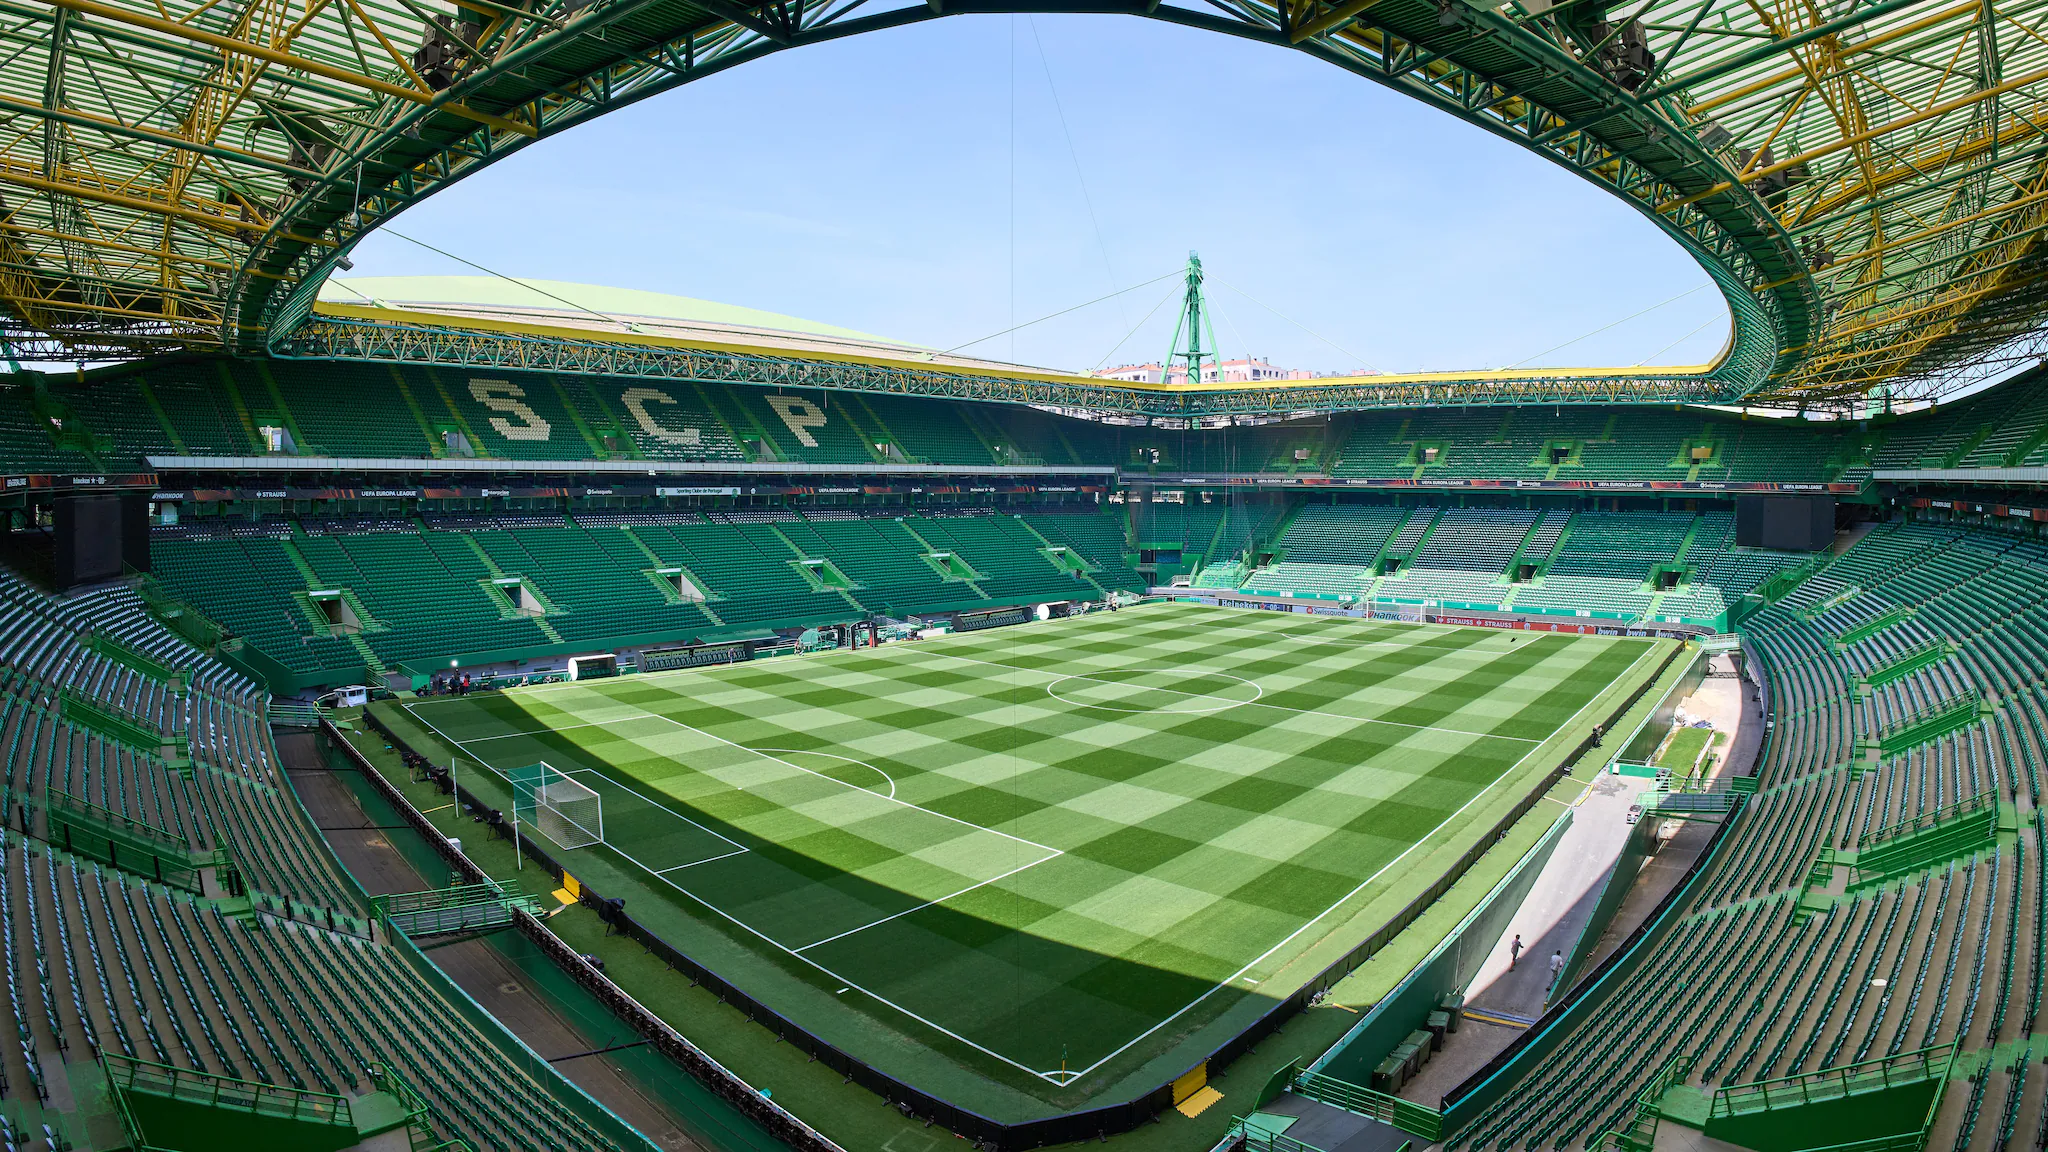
[1548,950,1565,991]
[1509,934,1524,970]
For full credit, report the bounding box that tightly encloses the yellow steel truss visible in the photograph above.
[0,0,2043,410]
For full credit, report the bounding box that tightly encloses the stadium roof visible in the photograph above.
[1,0,2045,413]
[320,276,902,344]
[309,273,1111,374]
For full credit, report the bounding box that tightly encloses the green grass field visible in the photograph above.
[396,602,1658,1094]
[1658,726,1715,775]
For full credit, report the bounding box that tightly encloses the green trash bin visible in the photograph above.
[1439,993,1464,1032]
[1405,1029,1435,1068]
[1425,1010,1451,1049]
[1393,1039,1422,1077]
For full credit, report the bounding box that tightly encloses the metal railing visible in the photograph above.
[105,1052,353,1127]
[1874,692,1984,756]
[46,789,228,894]
[59,688,164,749]
[1861,639,1951,688]
[48,789,188,854]
[1709,1041,1958,1119]
[374,882,542,936]
[1860,791,1997,849]
[81,631,189,691]
[1792,1134,1938,1152]
[1293,1070,1443,1141]
[1639,789,1742,815]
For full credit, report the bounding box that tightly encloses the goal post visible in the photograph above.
[508,762,604,850]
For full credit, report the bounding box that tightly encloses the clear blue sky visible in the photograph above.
[345,14,1728,376]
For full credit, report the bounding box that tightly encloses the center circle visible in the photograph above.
[1046,667,1263,714]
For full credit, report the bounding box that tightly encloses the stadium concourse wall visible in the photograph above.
[357,628,1687,1150]
[323,717,849,1152]
[1546,813,1661,1002]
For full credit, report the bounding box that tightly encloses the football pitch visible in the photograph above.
[393,602,1662,1092]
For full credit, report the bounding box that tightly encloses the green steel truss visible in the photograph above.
[3,0,2047,411]
[277,312,1728,414]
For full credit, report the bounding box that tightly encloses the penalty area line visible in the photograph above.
[621,831,1076,1084]
[397,705,1069,1081]
[653,849,750,873]
[398,701,750,859]
[597,699,1064,858]
[791,848,1064,954]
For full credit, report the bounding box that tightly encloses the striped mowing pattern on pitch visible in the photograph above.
[406,602,1651,1083]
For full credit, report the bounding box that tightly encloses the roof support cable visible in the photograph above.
[1210,292,1256,377]
[1502,281,1709,369]
[1636,312,1727,366]
[944,268,1182,355]
[1093,281,1185,371]
[1027,16,1125,334]
[379,227,627,329]
[1211,274,1381,374]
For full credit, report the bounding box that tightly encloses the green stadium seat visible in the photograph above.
[0,558,646,1152]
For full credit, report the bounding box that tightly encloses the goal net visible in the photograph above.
[508,762,604,850]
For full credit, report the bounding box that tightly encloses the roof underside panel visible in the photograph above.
[0,0,2041,412]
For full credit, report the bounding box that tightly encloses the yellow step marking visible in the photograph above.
[1176,1086,1224,1118]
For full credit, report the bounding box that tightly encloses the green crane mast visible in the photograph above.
[1163,252,1223,386]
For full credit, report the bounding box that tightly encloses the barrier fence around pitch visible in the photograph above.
[1166,589,1725,639]
[329,716,848,1152]
[355,637,1677,1150]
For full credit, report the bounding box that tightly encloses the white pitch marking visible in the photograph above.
[458,719,606,742]
[792,851,1062,954]
[1054,637,1663,1082]
[401,673,1076,1082]
[604,835,1065,1081]
[653,849,750,873]
[751,747,898,800]
[399,702,750,859]
[1044,667,1263,715]
[400,613,1662,1086]
[573,693,1063,857]
[894,646,1545,743]
[492,600,1163,700]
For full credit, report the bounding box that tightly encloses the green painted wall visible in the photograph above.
[1309,808,1572,1086]
[123,1092,360,1152]
[1704,1079,1940,1152]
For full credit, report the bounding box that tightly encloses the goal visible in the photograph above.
[508,762,604,850]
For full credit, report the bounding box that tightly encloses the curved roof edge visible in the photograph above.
[319,275,909,347]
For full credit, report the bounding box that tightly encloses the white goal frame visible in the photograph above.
[510,761,604,850]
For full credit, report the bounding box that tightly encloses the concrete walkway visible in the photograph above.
[1464,772,1638,1019]
[1396,772,1638,1103]
[1395,647,1768,1107]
